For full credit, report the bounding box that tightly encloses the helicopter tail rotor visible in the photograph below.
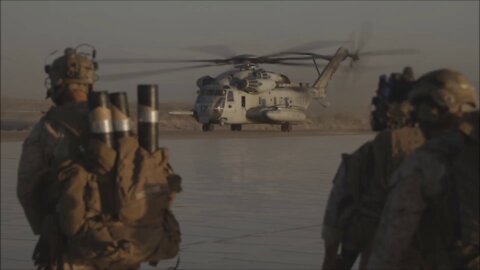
[346,22,418,67]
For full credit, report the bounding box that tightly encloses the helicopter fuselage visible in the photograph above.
[193,67,318,126]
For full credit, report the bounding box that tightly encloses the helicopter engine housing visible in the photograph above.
[196,76,216,88]
[240,78,276,93]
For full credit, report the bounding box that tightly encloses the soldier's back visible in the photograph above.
[17,102,89,234]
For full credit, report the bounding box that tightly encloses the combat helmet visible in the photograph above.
[44,44,98,104]
[408,69,478,113]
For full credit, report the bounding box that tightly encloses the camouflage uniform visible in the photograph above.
[368,112,479,270]
[322,126,425,268]
[19,47,181,270]
[18,102,89,235]
[368,69,479,270]
[17,46,96,270]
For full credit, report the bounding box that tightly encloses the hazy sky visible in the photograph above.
[1,1,478,112]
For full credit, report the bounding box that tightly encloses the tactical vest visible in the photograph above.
[58,137,180,269]
[34,110,182,269]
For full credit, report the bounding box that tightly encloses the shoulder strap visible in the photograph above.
[44,104,90,159]
[45,103,89,139]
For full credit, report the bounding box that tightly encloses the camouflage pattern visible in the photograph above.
[409,69,478,113]
[368,111,479,270]
[46,48,98,104]
[17,102,89,234]
[386,101,413,129]
[322,126,425,266]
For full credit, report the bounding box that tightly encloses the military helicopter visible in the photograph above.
[169,48,349,132]
[100,29,417,132]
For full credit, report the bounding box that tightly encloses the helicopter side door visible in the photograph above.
[222,90,250,124]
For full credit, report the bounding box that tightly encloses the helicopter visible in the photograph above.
[99,28,417,132]
[168,48,348,132]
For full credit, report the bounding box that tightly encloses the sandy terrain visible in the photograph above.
[2,134,373,269]
[1,97,372,142]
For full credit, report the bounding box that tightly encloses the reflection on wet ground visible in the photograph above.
[1,134,372,269]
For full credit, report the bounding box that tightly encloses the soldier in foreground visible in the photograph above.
[17,47,182,269]
[18,46,95,239]
[321,67,425,270]
[368,69,479,269]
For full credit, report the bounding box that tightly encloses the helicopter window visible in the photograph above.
[258,97,261,105]
[227,91,234,102]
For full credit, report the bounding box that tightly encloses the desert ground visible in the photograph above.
[1,97,371,142]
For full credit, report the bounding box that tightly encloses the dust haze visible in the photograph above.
[1,1,479,121]
[1,96,370,142]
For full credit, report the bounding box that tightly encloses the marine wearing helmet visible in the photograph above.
[45,45,98,105]
[18,45,98,269]
[368,69,479,270]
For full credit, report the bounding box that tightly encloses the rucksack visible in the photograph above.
[35,135,182,270]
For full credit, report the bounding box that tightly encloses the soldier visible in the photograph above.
[368,69,478,270]
[18,47,182,270]
[370,75,390,131]
[17,46,99,270]
[18,46,96,237]
[322,68,425,270]
[371,67,416,131]
[387,67,416,129]
[321,121,425,270]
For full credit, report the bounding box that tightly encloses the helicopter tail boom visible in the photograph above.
[312,47,349,98]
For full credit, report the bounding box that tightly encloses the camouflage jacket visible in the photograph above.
[368,113,479,269]
[322,126,425,248]
[17,102,89,234]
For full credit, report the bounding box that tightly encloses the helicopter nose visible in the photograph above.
[195,104,217,123]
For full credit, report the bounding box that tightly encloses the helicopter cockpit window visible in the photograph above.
[227,91,234,102]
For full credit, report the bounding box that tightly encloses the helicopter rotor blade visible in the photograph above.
[261,40,350,58]
[99,63,227,81]
[346,22,419,67]
[98,58,226,64]
[359,48,420,57]
[183,45,237,58]
[268,52,334,62]
[356,21,373,53]
[265,61,322,67]
[346,21,373,66]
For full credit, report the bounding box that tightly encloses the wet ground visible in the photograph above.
[1,134,372,269]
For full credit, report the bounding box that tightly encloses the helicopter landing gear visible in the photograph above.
[230,124,242,131]
[202,123,214,132]
[281,123,292,132]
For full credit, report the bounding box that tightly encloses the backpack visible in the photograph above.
[35,135,182,270]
